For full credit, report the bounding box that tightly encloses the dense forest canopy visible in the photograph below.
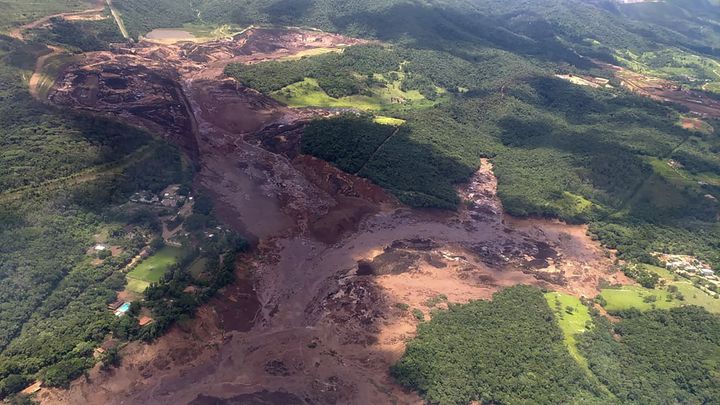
[394,286,720,404]
[0,32,245,397]
[577,306,720,403]
[392,286,603,404]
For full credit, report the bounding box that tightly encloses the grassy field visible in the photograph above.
[188,256,207,278]
[599,265,720,313]
[270,74,443,111]
[545,292,592,367]
[373,115,406,126]
[126,246,186,292]
[648,156,720,189]
[272,78,385,109]
[614,155,705,217]
[600,285,679,311]
[615,48,720,90]
[125,278,151,295]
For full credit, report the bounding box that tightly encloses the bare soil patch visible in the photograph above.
[594,60,720,119]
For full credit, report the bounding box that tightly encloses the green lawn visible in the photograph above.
[126,246,186,289]
[188,256,207,278]
[270,75,443,111]
[373,115,406,126]
[272,78,387,110]
[125,278,150,294]
[545,292,592,367]
[599,265,720,313]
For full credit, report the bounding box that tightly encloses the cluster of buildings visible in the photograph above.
[554,73,612,89]
[657,254,719,298]
[130,184,190,208]
[661,254,716,278]
[107,300,131,316]
[129,190,160,204]
[107,299,154,326]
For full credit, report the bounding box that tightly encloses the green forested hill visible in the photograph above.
[392,286,605,404]
[618,0,720,54]
[114,0,715,58]
[227,42,720,268]
[394,286,720,405]
[578,306,720,403]
[0,0,92,31]
[0,34,180,395]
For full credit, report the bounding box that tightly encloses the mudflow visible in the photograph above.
[39,28,632,405]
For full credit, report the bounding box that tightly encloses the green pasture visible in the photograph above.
[545,292,592,367]
[126,246,186,292]
[599,265,720,313]
[271,74,443,111]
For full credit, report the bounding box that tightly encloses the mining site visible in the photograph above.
[37,28,632,404]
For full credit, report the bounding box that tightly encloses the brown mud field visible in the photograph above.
[594,60,720,119]
[38,29,631,405]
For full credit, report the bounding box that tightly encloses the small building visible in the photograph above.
[94,244,107,251]
[130,191,159,204]
[699,269,715,277]
[107,299,124,311]
[666,262,683,270]
[138,316,154,326]
[114,302,131,317]
[93,338,119,358]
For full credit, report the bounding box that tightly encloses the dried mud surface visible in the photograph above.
[39,30,631,405]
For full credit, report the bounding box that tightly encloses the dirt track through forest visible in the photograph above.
[0,145,153,202]
[354,126,401,176]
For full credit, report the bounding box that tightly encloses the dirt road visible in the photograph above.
[7,0,106,40]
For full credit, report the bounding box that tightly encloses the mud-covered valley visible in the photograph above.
[37,28,632,405]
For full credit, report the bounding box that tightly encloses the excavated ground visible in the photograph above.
[38,29,631,405]
[594,60,720,118]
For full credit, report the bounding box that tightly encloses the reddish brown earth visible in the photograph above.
[7,0,106,40]
[594,60,720,119]
[37,30,631,405]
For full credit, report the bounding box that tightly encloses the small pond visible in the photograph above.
[145,29,196,41]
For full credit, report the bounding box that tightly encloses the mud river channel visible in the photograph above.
[39,28,632,405]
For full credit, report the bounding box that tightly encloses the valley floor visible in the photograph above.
[36,30,632,404]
